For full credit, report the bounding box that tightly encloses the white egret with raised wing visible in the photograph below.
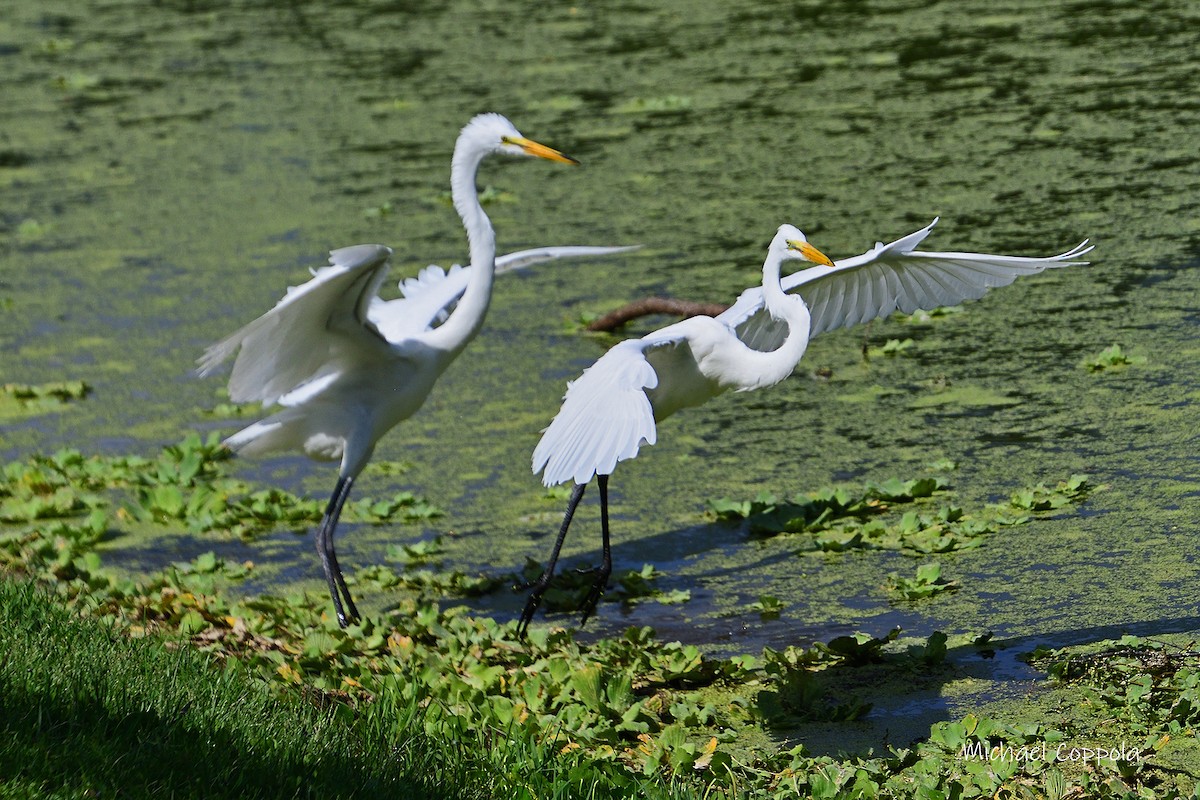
[520,220,1093,632]
[200,113,608,627]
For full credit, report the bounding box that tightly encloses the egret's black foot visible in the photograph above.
[516,481,588,639]
[331,601,360,629]
[329,570,360,628]
[578,563,612,627]
[512,574,539,592]
[516,573,553,638]
[334,604,361,629]
[342,591,361,624]
[511,563,556,638]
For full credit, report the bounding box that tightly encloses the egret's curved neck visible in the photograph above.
[424,140,497,355]
[758,243,813,366]
[707,242,816,394]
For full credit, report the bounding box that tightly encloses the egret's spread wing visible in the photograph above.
[399,263,465,302]
[197,244,393,405]
[726,220,1093,352]
[495,244,641,274]
[800,222,1094,336]
[533,334,680,487]
[373,263,470,337]
[372,245,641,340]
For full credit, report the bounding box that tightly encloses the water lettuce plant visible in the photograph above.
[1082,343,1146,372]
[0,434,441,540]
[5,439,1195,798]
[865,337,915,359]
[887,562,960,602]
[709,473,1090,559]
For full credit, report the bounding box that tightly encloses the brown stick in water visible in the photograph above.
[585,297,730,332]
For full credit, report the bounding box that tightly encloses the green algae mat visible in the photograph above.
[3,0,1200,796]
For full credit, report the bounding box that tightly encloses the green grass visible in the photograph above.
[0,579,705,799]
[0,579,439,798]
[0,578,636,800]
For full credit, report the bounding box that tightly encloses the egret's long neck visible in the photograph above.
[702,243,815,395]
[759,243,813,366]
[424,141,497,355]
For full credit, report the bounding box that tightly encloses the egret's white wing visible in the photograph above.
[373,245,641,340]
[202,244,638,404]
[399,263,467,301]
[534,334,683,487]
[496,245,641,275]
[725,220,1093,352]
[198,244,393,405]
[374,263,468,338]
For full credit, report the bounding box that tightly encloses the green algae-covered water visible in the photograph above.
[3,0,1199,747]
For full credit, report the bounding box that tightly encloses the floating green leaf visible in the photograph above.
[887,562,960,601]
[0,381,91,419]
[1082,343,1145,371]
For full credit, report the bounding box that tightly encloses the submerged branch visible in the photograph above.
[586,297,730,332]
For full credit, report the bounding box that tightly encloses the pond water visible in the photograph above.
[3,0,1199,746]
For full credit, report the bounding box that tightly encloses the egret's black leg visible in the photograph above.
[517,482,587,637]
[316,475,360,627]
[579,474,612,627]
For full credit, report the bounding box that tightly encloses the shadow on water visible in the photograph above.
[768,611,1200,756]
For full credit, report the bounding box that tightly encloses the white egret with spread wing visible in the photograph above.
[200,113,591,627]
[521,220,1093,633]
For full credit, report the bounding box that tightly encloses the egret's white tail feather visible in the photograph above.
[224,415,293,458]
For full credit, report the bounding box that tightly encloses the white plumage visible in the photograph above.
[199,113,601,627]
[726,218,1095,350]
[519,220,1093,633]
[520,225,836,633]
[534,219,1093,488]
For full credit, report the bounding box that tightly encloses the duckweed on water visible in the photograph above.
[0,380,91,420]
[707,473,1091,558]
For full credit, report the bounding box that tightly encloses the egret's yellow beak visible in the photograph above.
[505,136,579,165]
[787,239,835,267]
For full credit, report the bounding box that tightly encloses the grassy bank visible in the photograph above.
[0,578,694,799]
[2,436,1198,798]
[0,578,460,799]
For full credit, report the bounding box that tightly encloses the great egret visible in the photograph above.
[520,219,1094,633]
[199,113,589,627]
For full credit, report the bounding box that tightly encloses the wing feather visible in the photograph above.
[723,220,1092,350]
[533,338,667,486]
[372,245,640,341]
[201,244,639,405]
[494,244,640,274]
[197,244,393,405]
